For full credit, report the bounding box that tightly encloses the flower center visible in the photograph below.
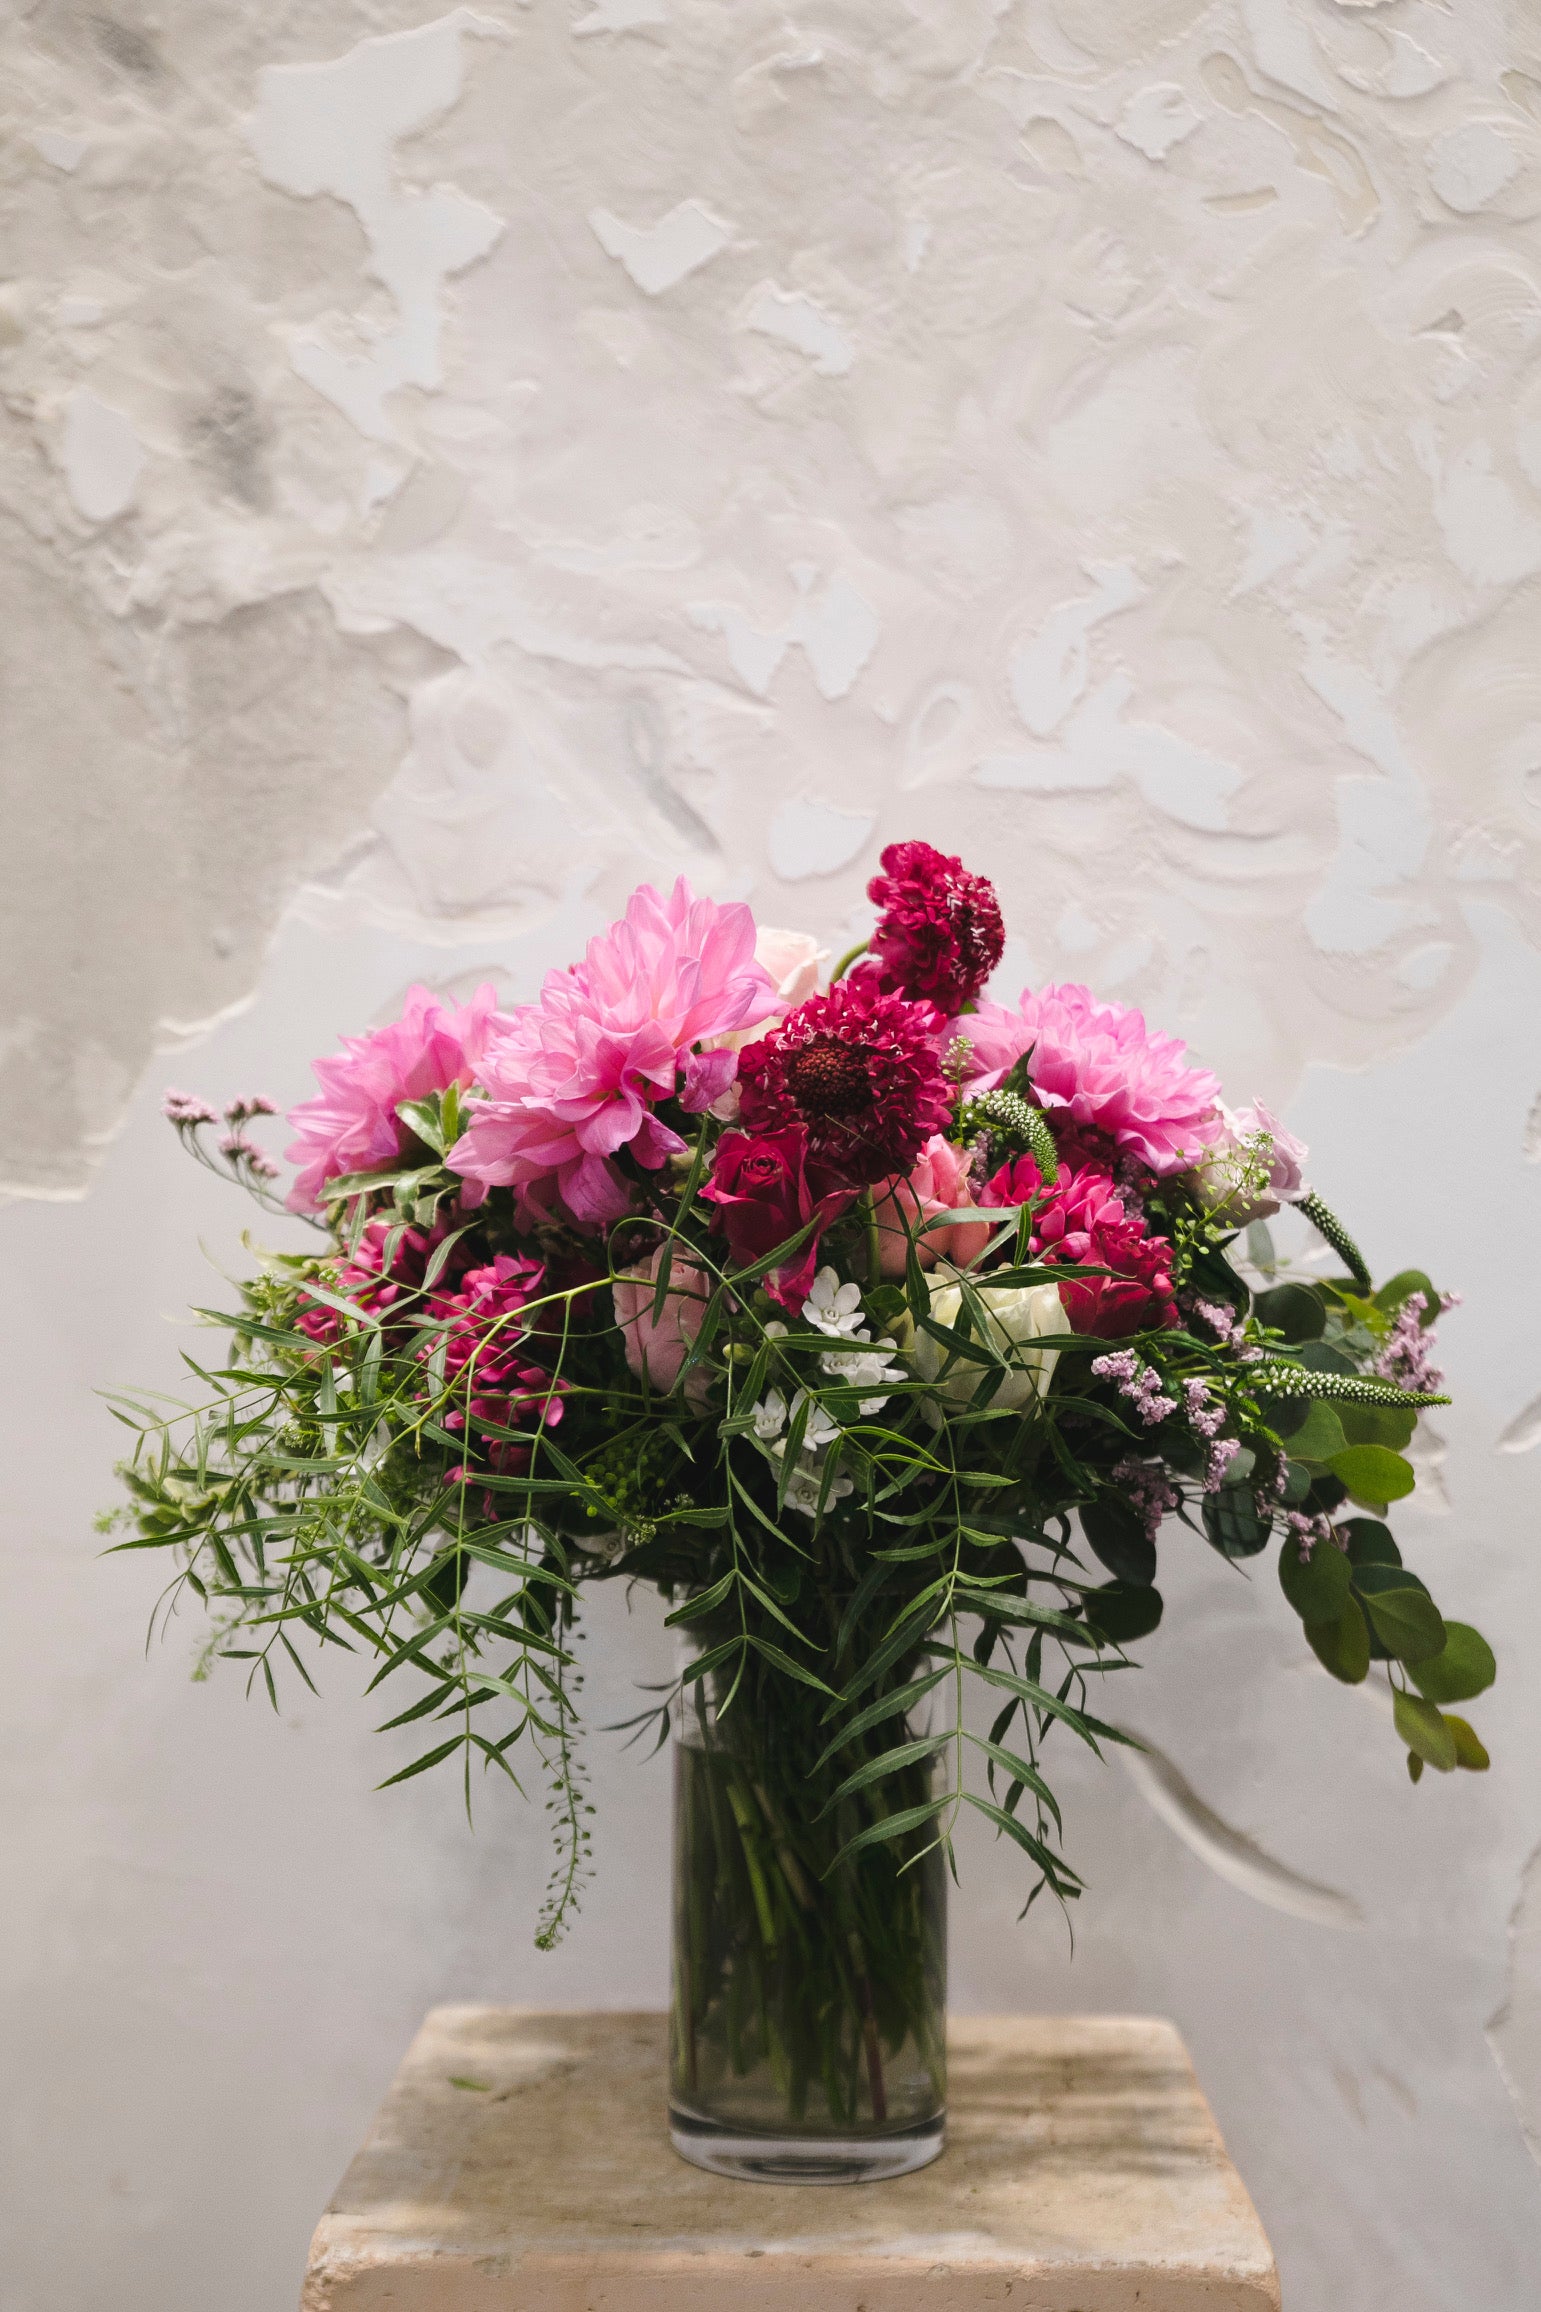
[783,1035,872,1119]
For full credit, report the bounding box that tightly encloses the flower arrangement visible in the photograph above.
[111,843,1493,2176]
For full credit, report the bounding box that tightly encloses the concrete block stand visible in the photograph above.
[302,2008,1281,2311]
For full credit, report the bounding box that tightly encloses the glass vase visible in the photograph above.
[667,1644,947,2183]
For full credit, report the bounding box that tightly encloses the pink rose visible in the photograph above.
[756,926,826,1009]
[612,1247,712,1404]
[873,1135,991,1275]
[1198,1102,1309,1222]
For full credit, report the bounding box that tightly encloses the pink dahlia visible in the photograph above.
[449,880,780,1227]
[957,985,1222,1177]
[286,983,510,1213]
[865,840,1004,1011]
[980,1155,1178,1337]
[735,978,954,1189]
[427,1253,566,1479]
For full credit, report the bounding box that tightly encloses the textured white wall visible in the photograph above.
[4,3,1541,2306]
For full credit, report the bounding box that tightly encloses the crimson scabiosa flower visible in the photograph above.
[865,840,1005,1011]
[736,978,954,1188]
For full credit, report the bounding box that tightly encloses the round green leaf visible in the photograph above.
[1375,1270,1440,1327]
[1253,1283,1327,1343]
[1393,1687,1457,1772]
[1444,1714,1490,1772]
[1409,1622,1496,1706]
[1283,1402,1348,1467]
[1202,1486,1274,1560]
[1082,1582,1164,1647]
[1341,1517,1402,1569]
[1279,1532,1352,1622]
[1328,1444,1416,1508]
[1281,1460,1312,1505]
[1352,1566,1446,1665]
[1296,1341,1356,1375]
[1305,1596,1370,1684]
[1082,1497,1156,1588]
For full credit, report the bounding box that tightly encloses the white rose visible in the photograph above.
[911,1275,1070,1412]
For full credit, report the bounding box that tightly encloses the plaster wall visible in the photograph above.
[3,4,1541,2308]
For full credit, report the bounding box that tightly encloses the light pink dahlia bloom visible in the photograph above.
[449,879,780,1226]
[285,983,510,1213]
[957,984,1222,1177]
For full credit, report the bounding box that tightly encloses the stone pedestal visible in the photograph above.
[302,2007,1280,2310]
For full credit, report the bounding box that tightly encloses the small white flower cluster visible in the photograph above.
[751,1268,904,1519]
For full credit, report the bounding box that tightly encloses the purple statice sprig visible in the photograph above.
[1374,1290,1460,1396]
[1183,1378,1243,1491]
[1091,1348,1177,1426]
[1112,1455,1181,1540]
[163,1088,291,1208]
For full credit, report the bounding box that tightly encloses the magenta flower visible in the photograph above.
[294,1216,473,1345]
[428,1252,565,1480]
[285,984,510,1213]
[957,984,1222,1177]
[865,840,1004,1011]
[449,880,780,1227]
[735,978,955,1189]
[982,1156,1178,1337]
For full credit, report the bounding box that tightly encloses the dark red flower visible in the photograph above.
[865,840,1004,1011]
[980,1155,1178,1338]
[735,978,954,1189]
[701,1124,856,1308]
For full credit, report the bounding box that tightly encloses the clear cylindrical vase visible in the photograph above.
[667,1646,946,2183]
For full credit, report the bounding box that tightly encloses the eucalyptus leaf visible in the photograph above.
[1304,1597,1370,1684]
[1278,1533,1352,1622]
[1409,1623,1496,1706]
[1393,1689,1457,1772]
[1328,1444,1416,1509]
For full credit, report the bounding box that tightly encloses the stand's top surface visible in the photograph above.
[303,2007,1280,2312]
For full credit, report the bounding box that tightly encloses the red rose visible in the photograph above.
[701,1125,855,1308]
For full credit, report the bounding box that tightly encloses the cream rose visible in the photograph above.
[911,1274,1070,1412]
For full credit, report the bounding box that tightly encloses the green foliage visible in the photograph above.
[1252,1283,1326,1343]
[1279,1532,1351,1621]
[1394,1689,1457,1773]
